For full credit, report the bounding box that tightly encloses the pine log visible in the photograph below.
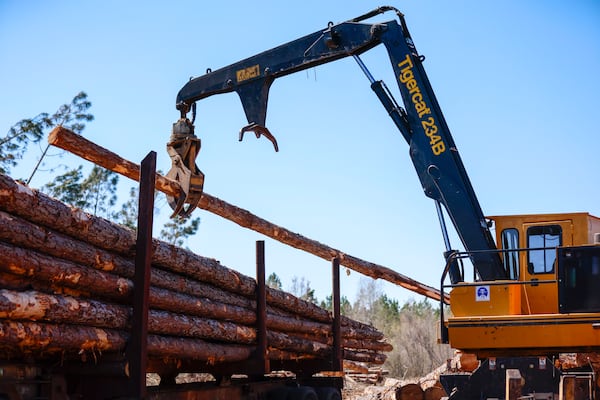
[0,288,389,363]
[0,288,128,329]
[396,383,425,400]
[343,360,369,373]
[0,237,382,342]
[0,271,32,291]
[0,174,381,335]
[0,289,255,344]
[0,320,253,362]
[0,241,131,301]
[0,210,254,310]
[0,289,388,362]
[343,349,386,365]
[458,351,479,372]
[0,317,385,364]
[288,331,393,352]
[47,126,448,303]
[0,242,258,323]
[423,385,446,400]
[0,238,379,340]
[0,211,380,338]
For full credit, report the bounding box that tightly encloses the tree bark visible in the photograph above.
[0,211,254,310]
[287,331,393,352]
[0,288,388,363]
[0,170,390,366]
[0,315,386,364]
[47,126,448,303]
[0,320,254,362]
[396,383,425,400]
[423,385,446,400]
[0,173,382,334]
[0,233,381,340]
[0,211,383,339]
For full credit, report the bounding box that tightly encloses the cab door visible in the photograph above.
[521,220,573,314]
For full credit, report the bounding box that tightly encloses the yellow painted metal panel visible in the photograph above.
[447,313,600,356]
[450,282,521,317]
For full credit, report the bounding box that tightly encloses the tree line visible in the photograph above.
[269,272,453,378]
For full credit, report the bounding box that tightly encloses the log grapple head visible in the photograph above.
[165,117,205,217]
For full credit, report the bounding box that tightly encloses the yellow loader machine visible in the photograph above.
[167,6,600,398]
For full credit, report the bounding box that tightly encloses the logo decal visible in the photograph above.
[236,64,260,82]
[475,285,490,302]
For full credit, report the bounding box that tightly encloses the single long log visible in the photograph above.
[0,174,381,334]
[47,126,448,303]
[0,318,385,364]
[343,360,369,373]
[288,331,393,352]
[0,320,253,362]
[0,241,131,301]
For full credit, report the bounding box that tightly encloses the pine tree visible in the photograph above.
[289,276,318,304]
[159,215,201,247]
[266,272,283,290]
[0,92,93,181]
[43,165,119,218]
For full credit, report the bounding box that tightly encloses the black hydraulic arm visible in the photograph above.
[176,7,506,281]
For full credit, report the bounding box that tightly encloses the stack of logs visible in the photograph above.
[0,173,390,373]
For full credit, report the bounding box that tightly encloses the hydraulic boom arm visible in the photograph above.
[170,6,507,281]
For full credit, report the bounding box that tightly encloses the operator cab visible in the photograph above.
[490,212,600,315]
[443,212,600,357]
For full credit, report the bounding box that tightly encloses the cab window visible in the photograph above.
[501,228,520,279]
[527,225,562,274]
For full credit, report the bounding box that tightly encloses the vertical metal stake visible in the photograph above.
[128,151,156,399]
[256,240,270,374]
[332,257,343,372]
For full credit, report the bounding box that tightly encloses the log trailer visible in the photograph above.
[168,6,600,399]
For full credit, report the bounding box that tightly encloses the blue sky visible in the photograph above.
[1,1,599,305]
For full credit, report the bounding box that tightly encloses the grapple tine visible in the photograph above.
[239,123,279,152]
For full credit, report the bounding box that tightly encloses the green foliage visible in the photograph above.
[82,166,119,216]
[344,278,453,379]
[43,165,119,218]
[401,297,437,316]
[43,165,86,208]
[0,114,50,174]
[266,272,282,290]
[113,186,139,230]
[113,187,201,247]
[319,294,352,315]
[253,273,450,379]
[289,276,317,304]
[0,92,93,179]
[159,215,201,247]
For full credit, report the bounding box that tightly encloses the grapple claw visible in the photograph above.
[239,123,279,152]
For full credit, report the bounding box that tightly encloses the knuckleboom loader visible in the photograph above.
[167,6,600,399]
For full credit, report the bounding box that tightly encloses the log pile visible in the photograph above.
[0,173,390,373]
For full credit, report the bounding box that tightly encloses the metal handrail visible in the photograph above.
[438,246,560,344]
